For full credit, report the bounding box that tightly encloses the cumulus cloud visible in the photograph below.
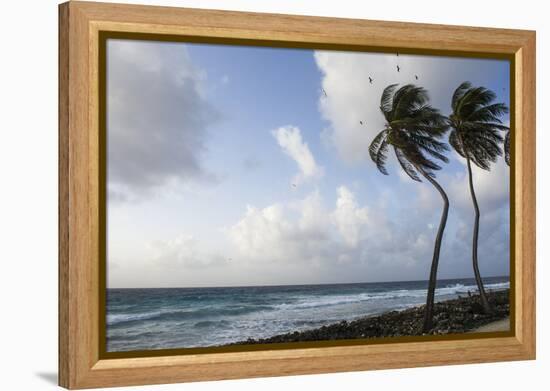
[107,39,219,200]
[229,203,293,262]
[272,125,324,184]
[225,186,437,284]
[332,186,369,247]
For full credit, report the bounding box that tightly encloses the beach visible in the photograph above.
[229,289,510,345]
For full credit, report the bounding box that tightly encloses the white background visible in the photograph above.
[0,0,546,389]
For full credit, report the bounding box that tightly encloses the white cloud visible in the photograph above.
[149,234,227,269]
[314,51,390,163]
[294,190,330,233]
[229,203,292,261]
[332,186,369,247]
[107,39,220,201]
[272,125,324,184]
[227,189,341,267]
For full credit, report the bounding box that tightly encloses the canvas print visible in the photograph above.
[105,39,511,353]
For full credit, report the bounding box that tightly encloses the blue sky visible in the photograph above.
[106,39,510,288]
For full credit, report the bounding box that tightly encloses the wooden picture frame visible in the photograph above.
[59,1,536,389]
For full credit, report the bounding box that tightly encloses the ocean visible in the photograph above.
[106,276,509,352]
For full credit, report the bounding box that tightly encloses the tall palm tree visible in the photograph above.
[447,82,509,313]
[369,84,449,333]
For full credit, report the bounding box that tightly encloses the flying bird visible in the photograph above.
[292,183,297,187]
[359,121,364,125]
[415,75,419,80]
[368,77,373,84]
[322,88,327,97]
[397,65,400,72]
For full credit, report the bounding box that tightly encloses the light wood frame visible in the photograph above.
[59,1,536,389]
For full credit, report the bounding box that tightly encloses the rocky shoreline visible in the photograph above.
[229,290,510,345]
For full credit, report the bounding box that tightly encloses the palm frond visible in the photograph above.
[469,121,510,131]
[457,87,497,119]
[369,130,390,175]
[449,130,466,158]
[394,147,421,182]
[380,84,398,120]
[407,133,450,155]
[467,103,509,122]
[451,81,472,112]
[504,130,511,166]
[393,85,429,119]
[410,149,443,173]
[461,123,504,143]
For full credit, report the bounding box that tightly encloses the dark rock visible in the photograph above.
[225,290,510,346]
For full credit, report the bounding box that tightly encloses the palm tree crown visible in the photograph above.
[369,84,449,181]
[448,82,509,169]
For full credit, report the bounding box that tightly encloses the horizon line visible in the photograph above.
[107,274,510,290]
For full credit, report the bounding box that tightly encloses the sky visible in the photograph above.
[106,39,510,288]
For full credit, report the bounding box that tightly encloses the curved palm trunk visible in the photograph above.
[466,158,492,313]
[419,170,449,333]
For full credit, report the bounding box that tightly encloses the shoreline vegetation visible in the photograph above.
[228,289,509,346]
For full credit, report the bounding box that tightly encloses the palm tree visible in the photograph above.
[504,129,511,166]
[447,82,509,313]
[369,84,450,333]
